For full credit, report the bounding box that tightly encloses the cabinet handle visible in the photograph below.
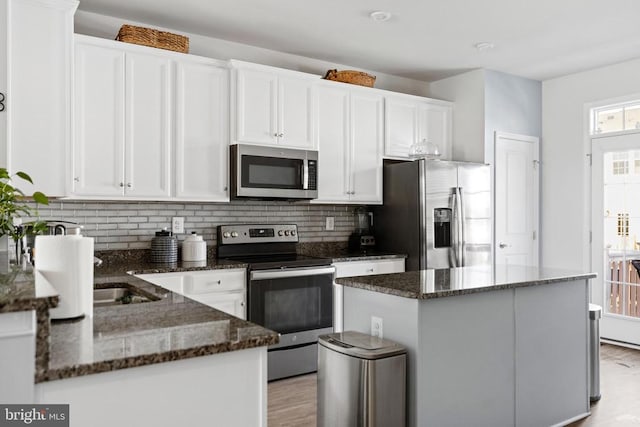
[223,186,228,192]
[273,133,279,137]
[127,183,132,188]
[278,133,284,138]
[240,302,245,307]
[73,177,79,182]
[0,92,5,112]
[119,182,124,187]
[367,268,374,273]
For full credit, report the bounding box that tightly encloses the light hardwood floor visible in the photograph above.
[268,344,640,427]
[570,343,640,427]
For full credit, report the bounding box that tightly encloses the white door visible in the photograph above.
[73,42,125,197]
[235,68,278,145]
[278,75,315,149]
[592,133,640,345]
[315,84,350,203]
[125,51,172,197]
[350,91,383,204]
[495,132,539,267]
[384,97,418,158]
[175,60,229,201]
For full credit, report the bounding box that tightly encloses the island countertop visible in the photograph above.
[335,264,597,299]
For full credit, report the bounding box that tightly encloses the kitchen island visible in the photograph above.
[335,265,596,427]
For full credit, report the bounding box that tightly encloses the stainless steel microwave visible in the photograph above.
[230,144,318,200]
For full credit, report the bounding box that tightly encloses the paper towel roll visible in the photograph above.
[35,235,94,320]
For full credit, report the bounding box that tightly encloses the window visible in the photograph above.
[592,100,640,135]
[617,213,630,237]
[612,152,629,175]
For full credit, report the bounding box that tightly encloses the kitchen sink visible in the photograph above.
[93,283,160,306]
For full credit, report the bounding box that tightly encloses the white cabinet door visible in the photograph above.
[350,91,383,204]
[175,60,229,201]
[73,42,125,197]
[316,84,350,202]
[188,291,246,320]
[8,0,76,197]
[125,52,172,198]
[385,97,418,158]
[278,75,315,148]
[235,67,278,145]
[419,103,452,161]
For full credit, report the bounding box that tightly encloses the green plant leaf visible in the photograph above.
[15,171,33,184]
[32,192,48,205]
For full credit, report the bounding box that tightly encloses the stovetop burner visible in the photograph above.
[216,224,332,269]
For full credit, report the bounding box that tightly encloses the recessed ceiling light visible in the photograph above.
[474,42,495,52]
[370,11,392,22]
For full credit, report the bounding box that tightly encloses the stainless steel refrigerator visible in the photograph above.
[374,159,492,271]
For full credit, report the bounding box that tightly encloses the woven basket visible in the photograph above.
[116,24,189,54]
[323,69,376,87]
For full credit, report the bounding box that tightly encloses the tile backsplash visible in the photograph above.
[26,200,358,251]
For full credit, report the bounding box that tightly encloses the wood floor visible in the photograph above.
[569,343,640,427]
[268,344,640,427]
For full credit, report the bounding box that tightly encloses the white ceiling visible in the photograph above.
[76,0,640,82]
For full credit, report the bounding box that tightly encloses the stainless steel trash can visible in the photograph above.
[317,331,407,427]
[589,304,602,402]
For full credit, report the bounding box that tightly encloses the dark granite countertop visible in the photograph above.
[335,265,597,299]
[0,253,277,383]
[41,274,278,382]
[295,242,406,263]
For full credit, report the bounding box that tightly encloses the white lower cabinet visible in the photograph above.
[136,269,246,319]
[332,258,405,332]
[0,310,36,403]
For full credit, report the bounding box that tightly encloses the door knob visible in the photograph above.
[499,242,509,248]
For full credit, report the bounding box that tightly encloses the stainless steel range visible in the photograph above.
[217,224,335,381]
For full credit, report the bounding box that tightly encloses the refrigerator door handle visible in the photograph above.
[457,187,465,266]
[451,188,459,267]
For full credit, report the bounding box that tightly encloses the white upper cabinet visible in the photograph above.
[175,58,229,201]
[232,61,317,149]
[350,90,384,203]
[73,42,125,197]
[1,0,77,197]
[315,82,383,204]
[73,35,229,201]
[73,38,171,198]
[125,51,172,198]
[384,94,452,160]
[316,84,350,202]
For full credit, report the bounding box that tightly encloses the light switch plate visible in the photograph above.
[172,217,184,234]
[325,217,335,231]
[371,316,383,338]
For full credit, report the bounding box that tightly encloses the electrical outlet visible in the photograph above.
[171,217,184,234]
[325,216,335,231]
[371,316,383,339]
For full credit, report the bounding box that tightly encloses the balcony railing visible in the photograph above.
[607,258,640,317]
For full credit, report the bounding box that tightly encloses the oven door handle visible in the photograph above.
[250,266,336,281]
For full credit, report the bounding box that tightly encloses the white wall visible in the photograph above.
[428,69,485,162]
[74,10,430,97]
[484,70,542,164]
[542,57,640,271]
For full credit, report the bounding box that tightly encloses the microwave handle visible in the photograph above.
[303,159,309,190]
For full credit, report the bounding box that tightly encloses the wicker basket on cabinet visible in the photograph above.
[116,24,189,53]
[323,69,376,87]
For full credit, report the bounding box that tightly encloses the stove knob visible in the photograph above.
[231,231,238,238]
[223,232,230,238]
[291,230,296,236]
[284,230,290,236]
[278,230,284,236]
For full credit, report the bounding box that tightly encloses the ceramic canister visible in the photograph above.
[182,232,207,262]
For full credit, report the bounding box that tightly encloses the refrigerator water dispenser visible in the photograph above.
[434,208,452,248]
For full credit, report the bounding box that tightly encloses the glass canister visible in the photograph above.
[150,228,178,263]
